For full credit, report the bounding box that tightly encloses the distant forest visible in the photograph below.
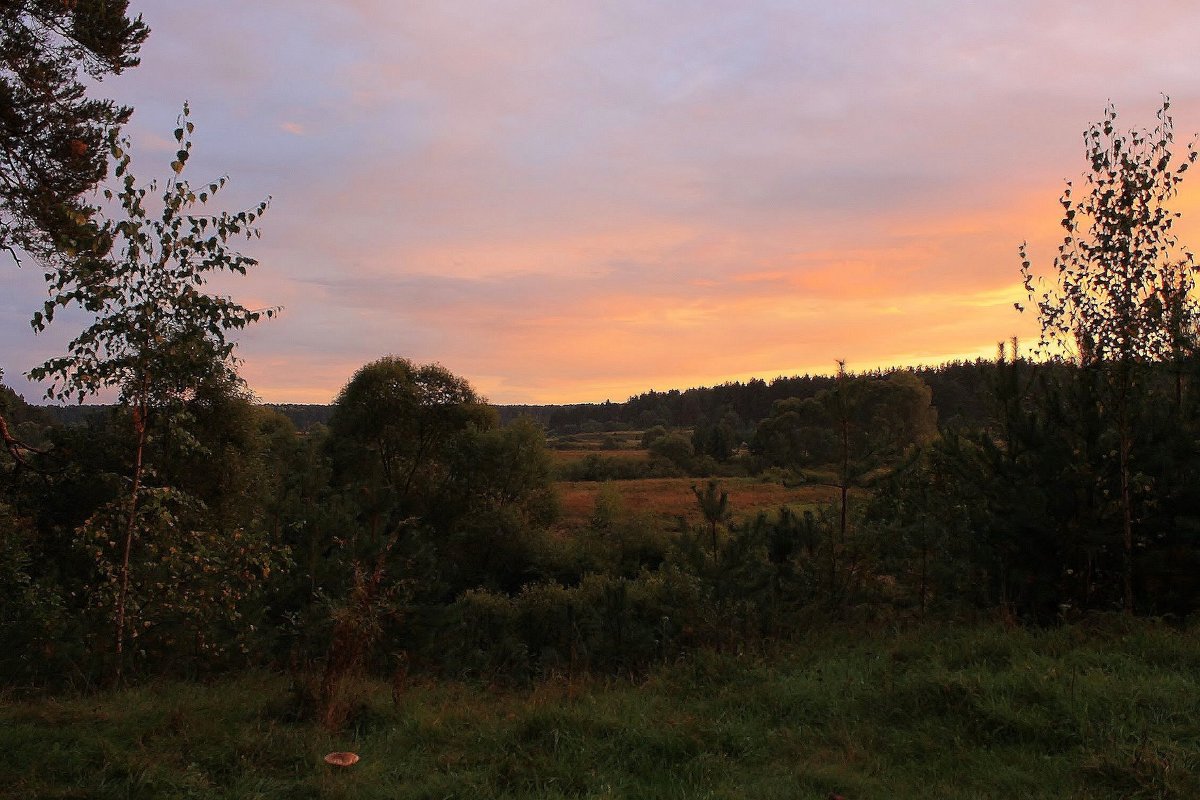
[29,358,992,434]
[497,360,992,433]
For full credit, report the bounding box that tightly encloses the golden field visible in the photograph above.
[554,476,840,528]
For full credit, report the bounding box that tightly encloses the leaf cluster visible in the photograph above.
[29,106,276,407]
[1021,98,1200,365]
[0,1,147,266]
[753,369,936,480]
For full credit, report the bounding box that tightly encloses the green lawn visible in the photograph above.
[3,620,1198,799]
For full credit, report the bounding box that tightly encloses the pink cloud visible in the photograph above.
[8,1,1200,405]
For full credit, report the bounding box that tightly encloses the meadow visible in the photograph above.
[3,620,1197,799]
[553,476,836,529]
[546,430,840,526]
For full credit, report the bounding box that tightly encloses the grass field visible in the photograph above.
[4,620,1198,799]
[548,448,649,465]
[555,477,842,528]
[547,431,646,452]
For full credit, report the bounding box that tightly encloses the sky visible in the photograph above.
[6,0,1200,405]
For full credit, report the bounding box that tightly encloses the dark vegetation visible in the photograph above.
[2,4,1199,794]
[501,360,990,435]
[8,348,1200,686]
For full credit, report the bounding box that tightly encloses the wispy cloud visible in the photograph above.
[4,1,1200,403]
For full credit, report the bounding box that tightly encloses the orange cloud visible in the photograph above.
[24,1,1198,410]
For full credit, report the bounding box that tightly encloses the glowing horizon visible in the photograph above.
[5,1,1200,406]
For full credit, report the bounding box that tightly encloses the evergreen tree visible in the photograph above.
[1,1,147,267]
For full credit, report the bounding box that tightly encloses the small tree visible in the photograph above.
[328,356,494,521]
[1020,98,1199,614]
[648,431,695,473]
[30,106,275,680]
[691,479,730,559]
[754,363,937,543]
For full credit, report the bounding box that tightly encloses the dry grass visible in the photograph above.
[554,477,840,528]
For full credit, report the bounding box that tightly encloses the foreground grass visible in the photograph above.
[2,620,1198,799]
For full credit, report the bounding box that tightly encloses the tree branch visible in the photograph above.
[0,410,51,471]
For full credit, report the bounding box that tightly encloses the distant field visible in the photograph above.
[548,430,645,451]
[555,477,840,528]
[548,448,648,465]
[544,428,844,529]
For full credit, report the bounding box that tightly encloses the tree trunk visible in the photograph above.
[114,401,148,685]
[0,411,50,472]
[0,412,22,464]
[828,526,838,605]
[1116,370,1134,616]
[839,482,848,545]
[1119,428,1134,615]
[837,359,850,546]
[919,535,928,617]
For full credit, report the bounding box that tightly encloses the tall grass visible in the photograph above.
[2,619,1197,799]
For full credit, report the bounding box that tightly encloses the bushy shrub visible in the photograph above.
[570,484,672,578]
[640,426,668,448]
[74,488,290,676]
[648,433,694,472]
[435,571,712,680]
[0,504,76,684]
[555,453,682,481]
[440,589,529,679]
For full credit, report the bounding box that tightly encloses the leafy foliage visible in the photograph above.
[75,487,285,670]
[1021,99,1198,366]
[754,368,936,475]
[18,109,279,682]
[0,1,147,267]
[10,94,1200,709]
[31,105,274,403]
[328,356,493,509]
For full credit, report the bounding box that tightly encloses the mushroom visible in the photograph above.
[323,752,360,767]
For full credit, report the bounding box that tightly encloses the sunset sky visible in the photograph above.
[6,1,1200,404]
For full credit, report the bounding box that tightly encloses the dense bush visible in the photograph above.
[8,354,1200,692]
[555,452,683,481]
[438,571,706,680]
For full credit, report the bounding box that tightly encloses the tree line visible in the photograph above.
[499,361,992,436]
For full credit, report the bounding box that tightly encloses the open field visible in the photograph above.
[555,476,841,528]
[548,448,649,465]
[548,431,646,451]
[3,620,1198,799]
